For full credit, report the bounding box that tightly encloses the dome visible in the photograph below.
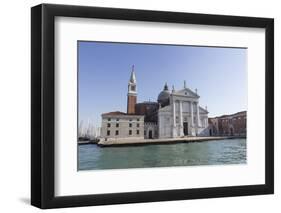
[157,90,170,102]
[157,83,171,107]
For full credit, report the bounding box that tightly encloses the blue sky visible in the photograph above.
[78,41,247,127]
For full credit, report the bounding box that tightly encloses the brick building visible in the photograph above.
[209,111,247,136]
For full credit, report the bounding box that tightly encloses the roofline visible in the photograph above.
[101,114,144,118]
[171,93,200,99]
[175,88,200,98]
[209,110,247,119]
[136,101,158,105]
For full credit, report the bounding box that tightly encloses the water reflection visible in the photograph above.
[78,139,246,170]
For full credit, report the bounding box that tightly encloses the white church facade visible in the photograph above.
[157,83,209,138]
[100,66,209,141]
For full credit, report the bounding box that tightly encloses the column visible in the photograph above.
[173,101,176,127]
[196,102,201,128]
[172,101,177,137]
[196,102,201,136]
[158,115,161,138]
[179,101,184,136]
[190,101,194,126]
[190,101,195,136]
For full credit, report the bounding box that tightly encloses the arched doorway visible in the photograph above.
[183,122,188,136]
[149,130,153,139]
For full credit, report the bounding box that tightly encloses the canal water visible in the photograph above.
[78,138,246,171]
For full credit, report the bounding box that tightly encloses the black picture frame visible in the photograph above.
[31,3,274,209]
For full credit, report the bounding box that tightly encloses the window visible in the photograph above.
[116,123,119,128]
[136,130,139,135]
[137,118,140,121]
[137,123,140,127]
[144,130,146,135]
[131,85,135,91]
[129,123,132,127]
[129,119,132,122]
[129,130,132,135]
[116,118,119,121]
[107,130,110,136]
[115,130,119,135]
[107,123,111,128]
[108,118,111,121]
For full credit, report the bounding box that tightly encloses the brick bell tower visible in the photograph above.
[127,65,137,114]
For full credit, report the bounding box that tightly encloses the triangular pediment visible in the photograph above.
[174,88,200,98]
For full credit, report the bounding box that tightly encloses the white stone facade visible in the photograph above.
[144,122,158,139]
[158,87,209,138]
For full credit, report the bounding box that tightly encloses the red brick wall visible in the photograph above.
[219,115,246,136]
[127,95,136,114]
[135,104,146,115]
[209,112,247,136]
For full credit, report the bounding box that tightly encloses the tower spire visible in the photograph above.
[127,65,137,114]
[129,65,136,84]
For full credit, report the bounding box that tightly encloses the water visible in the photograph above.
[78,138,246,171]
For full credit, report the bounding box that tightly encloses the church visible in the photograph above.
[100,66,210,141]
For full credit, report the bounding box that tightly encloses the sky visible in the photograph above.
[78,41,247,127]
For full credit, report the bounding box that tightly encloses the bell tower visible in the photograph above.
[127,65,137,114]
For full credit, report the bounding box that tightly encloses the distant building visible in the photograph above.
[208,111,247,136]
[100,66,210,141]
